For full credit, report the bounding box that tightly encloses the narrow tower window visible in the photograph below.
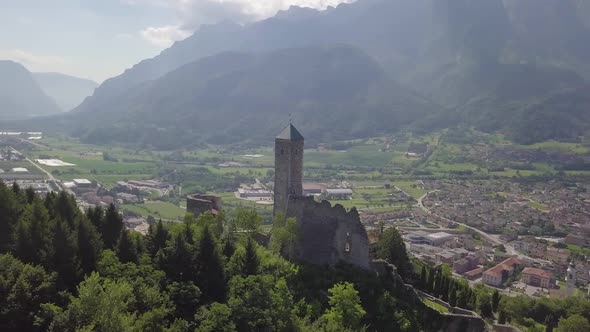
[281,148,284,155]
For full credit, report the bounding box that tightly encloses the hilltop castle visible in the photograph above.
[273,124,369,269]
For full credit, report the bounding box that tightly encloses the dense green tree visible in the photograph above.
[195,303,236,332]
[545,313,557,332]
[44,272,136,332]
[50,218,81,290]
[146,219,169,257]
[24,186,35,204]
[116,229,138,263]
[228,274,294,332]
[556,314,590,332]
[492,289,500,312]
[322,282,366,330]
[457,288,468,309]
[271,214,299,261]
[498,309,507,324]
[195,226,226,303]
[376,227,412,278]
[52,191,77,227]
[167,281,201,321]
[182,220,195,245]
[419,265,427,290]
[157,232,196,282]
[222,238,236,259]
[102,204,123,249]
[375,291,412,331]
[77,218,103,276]
[27,198,52,264]
[13,219,33,263]
[242,237,259,276]
[86,206,104,233]
[427,265,435,293]
[235,208,261,234]
[0,183,19,253]
[449,285,457,307]
[0,254,57,332]
[477,293,493,318]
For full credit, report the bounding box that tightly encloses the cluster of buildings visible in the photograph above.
[115,179,173,197]
[236,181,354,203]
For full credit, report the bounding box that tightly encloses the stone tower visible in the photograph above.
[566,261,577,297]
[273,124,304,218]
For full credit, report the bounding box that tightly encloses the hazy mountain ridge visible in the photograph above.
[33,72,98,111]
[62,45,440,148]
[0,61,61,120]
[45,0,590,145]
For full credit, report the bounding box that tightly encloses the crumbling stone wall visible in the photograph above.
[286,196,370,269]
[186,194,222,218]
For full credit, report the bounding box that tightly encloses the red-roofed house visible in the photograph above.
[522,268,555,289]
[482,257,521,287]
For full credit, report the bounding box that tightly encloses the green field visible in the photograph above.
[422,298,450,313]
[121,202,187,221]
[394,181,426,199]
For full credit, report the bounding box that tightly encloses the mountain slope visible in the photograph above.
[60,45,439,148]
[0,61,61,120]
[33,73,98,111]
[39,0,590,145]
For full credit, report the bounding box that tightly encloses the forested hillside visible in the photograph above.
[0,181,425,331]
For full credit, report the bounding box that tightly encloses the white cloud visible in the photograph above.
[140,25,192,47]
[130,0,353,47]
[0,49,68,72]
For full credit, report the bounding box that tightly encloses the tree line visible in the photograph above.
[0,181,425,331]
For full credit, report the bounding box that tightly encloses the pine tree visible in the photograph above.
[116,229,138,263]
[376,227,412,278]
[449,285,457,307]
[242,238,259,276]
[146,219,169,257]
[498,309,507,324]
[54,191,77,227]
[14,219,32,262]
[183,222,195,245]
[419,265,427,290]
[51,218,81,290]
[77,217,103,275]
[86,206,104,233]
[0,183,19,253]
[158,232,196,282]
[196,226,226,303]
[24,187,35,204]
[102,204,123,249]
[427,265,435,293]
[28,198,51,264]
[491,289,500,312]
[222,238,235,259]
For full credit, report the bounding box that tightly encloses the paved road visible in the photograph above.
[9,146,56,181]
[416,191,549,265]
[17,137,50,150]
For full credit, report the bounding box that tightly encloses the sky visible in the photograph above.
[0,0,352,83]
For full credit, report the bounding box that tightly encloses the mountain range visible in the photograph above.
[0,61,61,120]
[15,0,590,146]
[33,72,98,111]
[0,61,97,120]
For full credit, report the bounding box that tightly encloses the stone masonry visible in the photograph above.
[273,124,370,269]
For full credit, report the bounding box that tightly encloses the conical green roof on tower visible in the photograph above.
[276,123,304,141]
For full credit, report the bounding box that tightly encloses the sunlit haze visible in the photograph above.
[0,0,352,82]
